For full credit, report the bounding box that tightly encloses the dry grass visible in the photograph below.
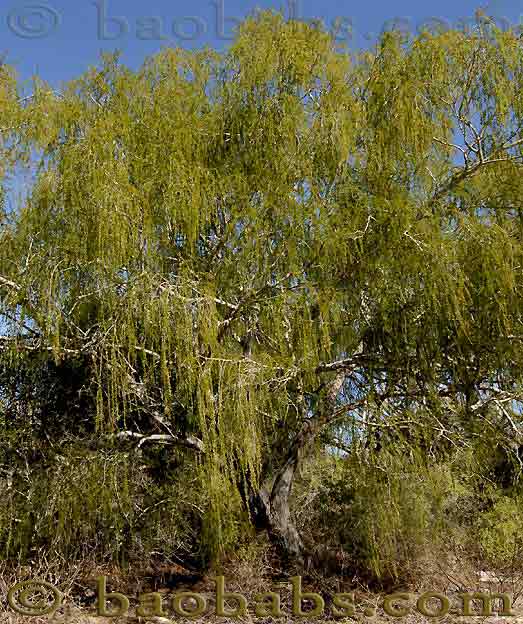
[3,544,523,623]
[3,596,523,624]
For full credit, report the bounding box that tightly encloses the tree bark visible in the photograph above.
[251,373,347,565]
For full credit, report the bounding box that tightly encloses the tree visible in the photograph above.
[2,12,523,565]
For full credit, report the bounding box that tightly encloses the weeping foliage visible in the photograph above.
[2,14,523,561]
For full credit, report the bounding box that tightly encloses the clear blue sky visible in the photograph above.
[0,0,521,87]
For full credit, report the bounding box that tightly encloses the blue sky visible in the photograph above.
[1,0,521,208]
[0,0,521,87]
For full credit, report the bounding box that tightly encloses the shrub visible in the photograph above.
[475,495,523,570]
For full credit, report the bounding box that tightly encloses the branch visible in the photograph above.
[0,275,21,291]
[0,335,80,355]
[429,133,523,208]
[0,333,162,362]
[315,345,368,374]
[217,272,294,339]
[115,430,204,453]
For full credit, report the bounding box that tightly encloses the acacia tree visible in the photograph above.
[2,13,523,563]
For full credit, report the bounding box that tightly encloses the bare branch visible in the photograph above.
[0,275,21,291]
[115,430,205,453]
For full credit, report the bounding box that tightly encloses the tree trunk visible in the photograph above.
[263,453,305,563]
[251,373,347,565]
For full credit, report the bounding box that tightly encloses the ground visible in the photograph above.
[3,582,523,623]
[3,557,523,623]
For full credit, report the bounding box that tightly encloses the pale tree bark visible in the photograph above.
[252,372,348,565]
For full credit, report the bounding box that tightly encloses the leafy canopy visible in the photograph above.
[2,12,523,554]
